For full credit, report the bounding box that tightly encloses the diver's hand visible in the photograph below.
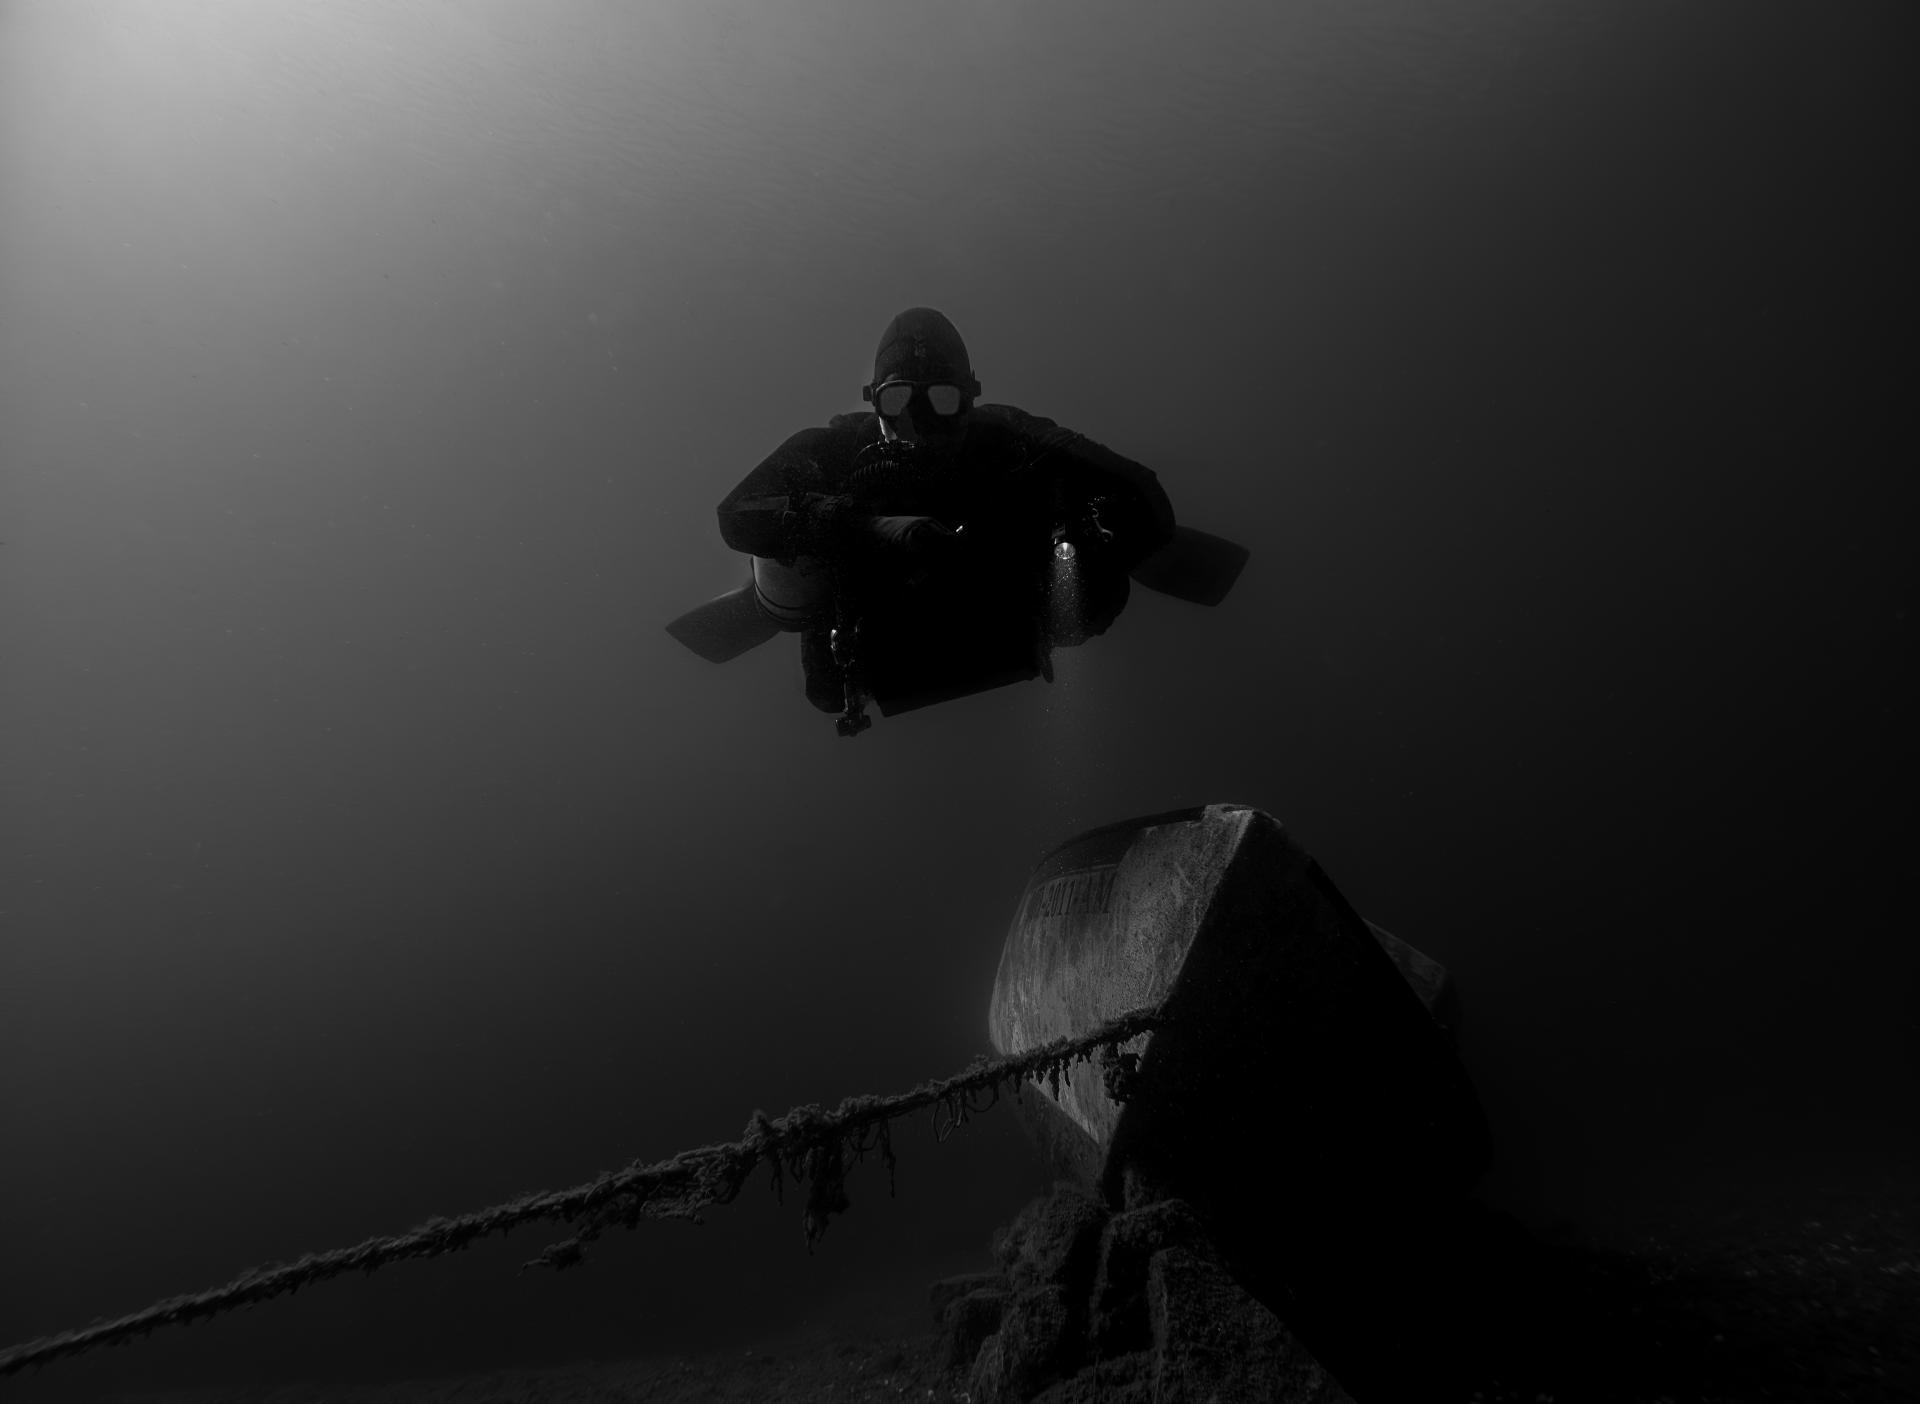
[865,515,960,554]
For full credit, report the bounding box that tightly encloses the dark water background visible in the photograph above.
[2,0,1912,1394]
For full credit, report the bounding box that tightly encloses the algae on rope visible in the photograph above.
[0,1005,1166,1379]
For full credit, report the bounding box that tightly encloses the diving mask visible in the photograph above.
[863,380,969,418]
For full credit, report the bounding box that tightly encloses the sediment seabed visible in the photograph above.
[929,1167,1920,1403]
[64,1157,1919,1403]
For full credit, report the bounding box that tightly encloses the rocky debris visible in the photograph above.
[929,1272,1009,1371]
[1089,1197,1214,1354]
[971,1285,1077,1403]
[993,1181,1108,1296]
[1149,1249,1353,1404]
[929,1270,1005,1322]
[1028,1351,1154,1403]
[934,1182,1356,1404]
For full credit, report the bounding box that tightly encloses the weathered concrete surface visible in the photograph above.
[1367,917,1463,1047]
[990,807,1244,1156]
[988,804,1490,1250]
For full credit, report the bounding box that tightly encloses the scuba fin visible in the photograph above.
[665,582,783,664]
[1129,526,1250,607]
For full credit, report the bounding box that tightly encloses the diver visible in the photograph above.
[667,307,1247,736]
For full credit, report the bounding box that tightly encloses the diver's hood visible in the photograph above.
[869,307,980,398]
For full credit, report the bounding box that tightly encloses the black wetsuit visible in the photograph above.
[717,405,1175,715]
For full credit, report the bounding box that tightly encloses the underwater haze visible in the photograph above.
[2,0,1914,1395]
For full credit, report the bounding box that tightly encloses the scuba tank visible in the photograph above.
[749,554,830,628]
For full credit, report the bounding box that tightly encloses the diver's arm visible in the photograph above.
[720,425,956,630]
[716,427,858,559]
[1031,422,1177,572]
[978,405,1175,562]
[985,409,1175,641]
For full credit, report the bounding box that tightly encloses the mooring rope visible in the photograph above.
[0,1004,1165,1378]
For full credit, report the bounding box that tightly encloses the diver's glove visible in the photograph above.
[864,514,960,555]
